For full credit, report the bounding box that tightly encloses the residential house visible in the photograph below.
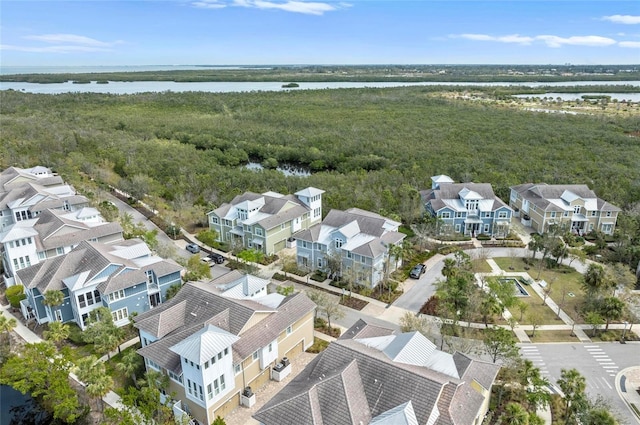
[14,239,182,329]
[0,166,88,231]
[207,187,324,255]
[421,175,513,238]
[509,183,621,235]
[1,207,123,286]
[294,208,406,288]
[134,276,315,425]
[254,319,500,425]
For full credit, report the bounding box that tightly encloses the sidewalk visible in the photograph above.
[617,366,640,424]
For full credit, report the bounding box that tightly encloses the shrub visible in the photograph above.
[6,285,26,308]
[310,270,327,282]
[307,337,329,353]
[476,233,491,241]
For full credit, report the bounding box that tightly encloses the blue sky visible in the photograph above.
[1,1,639,66]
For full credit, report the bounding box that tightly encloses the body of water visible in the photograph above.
[0,79,639,95]
[0,384,52,425]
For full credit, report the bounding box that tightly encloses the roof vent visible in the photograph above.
[190,312,197,317]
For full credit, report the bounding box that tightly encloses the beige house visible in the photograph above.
[207,187,324,255]
[254,319,500,425]
[509,183,621,235]
[134,271,315,425]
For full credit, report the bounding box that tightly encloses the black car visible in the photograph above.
[208,252,225,264]
[409,264,426,279]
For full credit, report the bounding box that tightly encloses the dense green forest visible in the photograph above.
[1,86,639,227]
[2,64,639,84]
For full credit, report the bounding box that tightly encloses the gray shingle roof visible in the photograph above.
[135,279,315,370]
[511,183,621,213]
[255,321,500,425]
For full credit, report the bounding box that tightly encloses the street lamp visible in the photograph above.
[622,321,629,342]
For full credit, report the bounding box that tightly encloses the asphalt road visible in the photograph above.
[519,342,640,424]
[393,247,589,313]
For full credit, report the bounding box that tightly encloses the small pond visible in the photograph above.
[498,277,530,297]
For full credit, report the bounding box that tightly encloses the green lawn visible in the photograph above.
[493,257,587,323]
[508,284,563,325]
[471,259,493,273]
[529,330,580,343]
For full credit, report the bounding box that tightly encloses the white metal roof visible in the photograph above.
[369,401,419,425]
[169,324,240,364]
[294,187,325,198]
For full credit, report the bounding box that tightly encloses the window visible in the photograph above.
[207,383,213,400]
[56,247,64,255]
[317,257,323,268]
[550,211,556,218]
[255,227,263,236]
[168,371,183,383]
[108,289,125,302]
[234,364,241,375]
[214,378,220,395]
[111,307,128,322]
[346,251,352,259]
[590,211,597,217]
[563,211,569,217]
[8,241,14,248]
[313,207,321,218]
[54,309,63,322]
[187,379,193,395]
[222,219,232,226]
[93,290,101,303]
[211,217,219,224]
[498,211,508,219]
[455,224,461,232]
[440,212,451,219]
[455,211,464,218]
[147,359,161,370]
[335,239,344,249]
[217,352,222,360]
[573,205,581,214]
[224,347,229,356]
[86,291,94,306]
[198,385,204,401]
[606,211,612,217]
[268,343,273,353]
[484,224,490,233]
[211,355,216,365]
[146,271,154,284]
[286,325,293,335]
[220,375,225,391]
[602,223,613,233]
[38,251,46,260]
[78,294,86,308]
[204,361,209,369]
[252,350,259,361]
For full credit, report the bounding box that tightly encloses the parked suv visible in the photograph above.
[208,252,225,264]
[186,243,200,254]
[409,264,426,279]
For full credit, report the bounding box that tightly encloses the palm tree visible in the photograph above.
[42,289,64,321]
[502,402,529,425]
[558,368,587,424]
[75,356,113,413]
[43,321,70,347]
[599,296,625,331]
[116,349,142,388]
[0,313,17,349]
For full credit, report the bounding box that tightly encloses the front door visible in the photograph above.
[149,292,160,308]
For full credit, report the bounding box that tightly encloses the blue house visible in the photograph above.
[15,239,183,329]
[421,175,513,238]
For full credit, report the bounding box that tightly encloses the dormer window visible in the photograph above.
[335,238,344,249]
[573,206,581,214]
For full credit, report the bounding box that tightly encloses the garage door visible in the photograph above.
[215,391,240,418]
[273,239,286,253]
[249,367,271,390]
[285,340,304,358]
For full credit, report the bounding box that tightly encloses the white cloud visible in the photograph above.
[0,44,112,53]
[0,33,122,54]
[24,34,119,47]
[535,35,616,47]
[192,0,226,9]
[602,15,640,25]
[455,33,617,48]
[192,0,343,15]
[619,41,640,48]
[457,34,533,44]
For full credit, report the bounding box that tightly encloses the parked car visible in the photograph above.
[186,243,200,254]
[208,252,225,264]
[200,256,215,267]
[409,264,426,279]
